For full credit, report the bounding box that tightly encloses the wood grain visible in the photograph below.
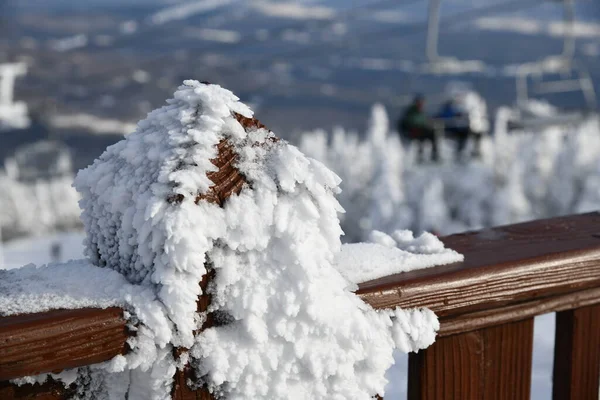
[552,303,600,400]
[482,318,534,400]
[171,268,216,400]
[358,213,600,317]
[2,213,600,398]
[0,307,128,381]
[0,377,74,399]
[408,331,483,399]
[408,319,534,400]
[438,286,600,337]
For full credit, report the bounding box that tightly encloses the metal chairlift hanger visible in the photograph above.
[511,0,598,130]
[424,0,597,130]
[424,0,487,74]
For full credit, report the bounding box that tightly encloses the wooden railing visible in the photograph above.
[359,212,600,400]
[2,213,600,399]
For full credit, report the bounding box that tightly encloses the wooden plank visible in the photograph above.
[0,308,128,381]
[171,269,215,400]
[481,318,534,400]
[408,318,534,400]
[172,363,199,400]
[358,213,600,317]
[552,303,600,400]
[0,378,74,399]
[438,287,600,337]
[408,331,483,400]
[0,213,599,391]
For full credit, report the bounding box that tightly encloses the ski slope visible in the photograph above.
[1,230,556,399]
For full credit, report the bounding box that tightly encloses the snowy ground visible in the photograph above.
[0,231,556,399]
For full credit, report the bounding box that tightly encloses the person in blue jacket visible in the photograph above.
[436,100,481,160]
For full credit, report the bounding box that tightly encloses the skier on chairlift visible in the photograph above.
[436,95,482,161]
[398,94,440,163]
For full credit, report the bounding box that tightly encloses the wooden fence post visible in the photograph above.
[171,270,215,400]
[553,303,600,400]
[408,318,534,400]
[171,114,269,399]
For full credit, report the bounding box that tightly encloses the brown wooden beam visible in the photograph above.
[2,213,600,390]
[481,318,534,400]
[0,308,128,381]
[438,286,600,337]
[552,303,600,400]
[408,318,534,400]
[0,377,74,399]
[358,213,600,317]
[408,331,483,399]
[171,269,216,399]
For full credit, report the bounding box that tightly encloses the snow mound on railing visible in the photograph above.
[0,260,161,318]
[71,81,457,399]
[336,230,463,284]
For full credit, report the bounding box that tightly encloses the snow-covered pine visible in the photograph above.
[71,81,455,399]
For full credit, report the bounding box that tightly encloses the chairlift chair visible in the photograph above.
[422,0,490,141]
[508,0,598,131]
[423,0,487,75]
[510,60,598,131]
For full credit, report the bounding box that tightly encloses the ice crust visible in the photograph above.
[3,81,454,399]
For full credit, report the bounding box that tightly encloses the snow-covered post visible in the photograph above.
[73,81,450,399]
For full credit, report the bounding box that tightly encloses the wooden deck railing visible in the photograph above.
[2,213,600,399]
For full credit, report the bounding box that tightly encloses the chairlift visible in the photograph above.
[508,0,598,131]
[423,0,487,75]
[510,60,597,131]
[409,0,490,160]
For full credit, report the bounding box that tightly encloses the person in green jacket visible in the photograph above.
[398,95,439,162]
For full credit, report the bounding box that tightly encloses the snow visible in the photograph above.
[0,102,29,130]
[0,259,156,316]
[0,62,29,131]
[0,173,81,240]
[444,82,490,133]
[2,82,586,398]
[475,16,544,35]
[120,20,138,34]
[70,81,443,399]
[0,229,560,399]
[148,0,238,26]
[422,59,487,75]
[49,113,137,135]
[300,102,600,241]
[475,16,600,39]
[1,231,84,270]
[335,231,463,284]
[184,28,242,44]
[251,1,335,20]
[50,34,88,52]
[368,10,409,24]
